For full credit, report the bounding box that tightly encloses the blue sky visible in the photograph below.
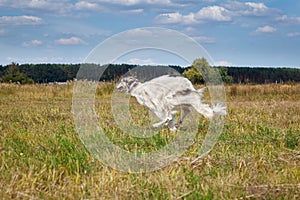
[0,0,300,67]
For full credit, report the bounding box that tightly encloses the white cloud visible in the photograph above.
[32,40,42,45]
[244,2,268,16]
[121,9,144,14]
[71,0,191,15]
[127,58,157,65]
[155,12,197,24]
[192,36,216,44]
[73,0,173,8]
[276,15,300,24]
[0,15,43,26]
[287,32,300,37]
[28,0,50,9]
[124,28,154,37]
[214,60,233,66]
[75,1,103,11]
[5,56,84,64]
[73,1,146,14]
[183,27,196,33]
[101,0,171,6]
[195,6,232,22]
[202,0,217,2]
[224,1,273,17]
[245,2,267,10]
[155,12,181,24]
[156,5,232,25]
[22,40,43,47]
[254,25,277,34]
[0,0,73,15]
[55,37,87,45]
[155,1,284,25]
[170,0,217,4]
[0,0,280,19]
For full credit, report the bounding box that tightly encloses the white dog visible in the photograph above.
[116,75,226,131]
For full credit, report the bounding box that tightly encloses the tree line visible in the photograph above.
[226,67,300,84]
[0,60,300,84]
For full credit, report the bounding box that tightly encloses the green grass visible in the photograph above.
[0,83,299,199]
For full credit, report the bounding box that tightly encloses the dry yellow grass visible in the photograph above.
[0,83,299,199]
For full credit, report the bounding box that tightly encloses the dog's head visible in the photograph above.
[116,76,139,93]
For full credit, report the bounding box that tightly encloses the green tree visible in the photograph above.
[218,67,233,84]
[186,58,233,84]
[183,57,223,84]
[2,62,34,84]
[183,59,205,84]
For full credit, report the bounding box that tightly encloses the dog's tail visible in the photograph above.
[212,103,227,116]
[195,87,227,118]
[197,87,206,97]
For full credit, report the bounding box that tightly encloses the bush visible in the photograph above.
[1,63,34,84]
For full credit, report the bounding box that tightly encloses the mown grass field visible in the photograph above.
[0,83,299,199]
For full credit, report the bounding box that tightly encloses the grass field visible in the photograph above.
[0,83,299,199]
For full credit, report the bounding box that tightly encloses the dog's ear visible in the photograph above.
[128,69,137,79]
[126,76,138,85]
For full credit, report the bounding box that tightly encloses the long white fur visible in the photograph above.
[116,75,226,131]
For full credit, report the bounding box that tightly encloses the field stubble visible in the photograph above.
[0,83,299,199]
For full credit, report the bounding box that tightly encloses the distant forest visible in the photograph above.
[1,62,300,84]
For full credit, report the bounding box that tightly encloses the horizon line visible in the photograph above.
[0,62,299,69]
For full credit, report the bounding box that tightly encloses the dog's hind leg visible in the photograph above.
[152,109,175,129]
[152,110,169,128]
[166,111,178,131]
[173,91,214,120]
[178,106,191,125]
